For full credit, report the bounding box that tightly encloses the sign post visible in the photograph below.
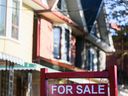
[40,65,118,96]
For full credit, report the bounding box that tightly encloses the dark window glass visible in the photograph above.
[53,27,70,62]
[61,29,70,61]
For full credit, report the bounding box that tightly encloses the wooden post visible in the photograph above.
[40,68,47,96]
[109,65,118,96]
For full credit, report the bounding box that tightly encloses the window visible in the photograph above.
[86,47,98,71]
[53,27,61,59]
[11,0,20,40]
[61,29,70,61]
[0,0,6,36]
[0,0,21,40]
[53,26,70,62]
[57,0,68,15]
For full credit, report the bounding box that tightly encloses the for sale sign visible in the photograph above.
[48,84,108,96]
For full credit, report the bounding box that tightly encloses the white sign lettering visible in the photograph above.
[49,84,108,96]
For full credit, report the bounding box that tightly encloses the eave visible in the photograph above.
[23,0,48,10]
[36,10,85,36]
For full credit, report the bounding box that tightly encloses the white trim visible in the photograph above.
[6,0,12,38]
[0,52,25,65]
[18,0,22,42]
[22,0,46,10]
[0,36,20,44]
[5,0,22,41]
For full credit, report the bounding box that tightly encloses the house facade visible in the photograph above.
[32,0,115,95]
[32,0,115,71]
[0,0,115,96]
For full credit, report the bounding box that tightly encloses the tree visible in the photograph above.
[104,0,128,27]
[105,0,128,88]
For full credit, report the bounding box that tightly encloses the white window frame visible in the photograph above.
[0,0,7,36]
[5,0,22,41]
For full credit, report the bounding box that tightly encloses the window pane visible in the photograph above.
[11,0,20,39]
[57,0,68,15]
[0,0,6,36]
[61,29,70,61]
[53,27,70,62]
[53,27,61,59]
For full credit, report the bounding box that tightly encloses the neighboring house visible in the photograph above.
[0,0,32,95]
[0,0,45,95]
[31,1,115,95]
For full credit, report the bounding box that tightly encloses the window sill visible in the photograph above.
[0,36,20,44]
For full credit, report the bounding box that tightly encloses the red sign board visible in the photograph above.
[41,66,118,96]
[48,84,108,96]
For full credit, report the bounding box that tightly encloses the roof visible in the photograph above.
[0,62,60,72]
[0,52,59,72]
[0,52,24,66]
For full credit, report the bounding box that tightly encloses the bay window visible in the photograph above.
[0,0,21,40]
[0,0,6,36]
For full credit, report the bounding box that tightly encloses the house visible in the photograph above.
[0,0,115,96]
[31,0,115,95]
[0,0,34,95]
[0,0,46,95]
[32,0,115,71]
